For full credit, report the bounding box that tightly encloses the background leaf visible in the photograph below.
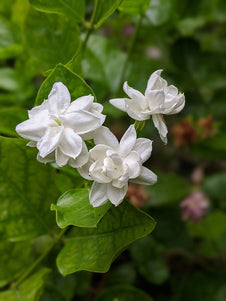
[51,188,111,228]
[0,107,27,137]
[95,285,154,301]
[94,0,123,28]
[119,0,150,15]
[57,201,155,275]
[23,8,80,71]
[29,0,85,23]
[0,137,59,241]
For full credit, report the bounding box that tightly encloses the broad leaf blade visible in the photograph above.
[29,0,85,23]
[57,201,156,275]
[94,0,123,28]
[35,64,95,105]
[0,107,27,137]
[23,8,80,71]
[51,188,112,228]
[0,268,50,301]
[119,0,150,15]
[0,138,59,241]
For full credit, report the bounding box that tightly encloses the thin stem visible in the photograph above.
[12,228,67,289]
[66,0,100,70]
[118,13,143,89]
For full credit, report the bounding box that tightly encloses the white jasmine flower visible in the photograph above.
[16,82,105,167]
[110,70,185,144]
[78,125,157,207]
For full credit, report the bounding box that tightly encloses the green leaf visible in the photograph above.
[0,138,59,241]
[57,201,155,275]
[94,0,123,28]
[83,35,126,93]
[0,16,22,59]
[51,188,111,228]
[95,285,154,301]
[35,64,95,105]
[139,258,169,285]
[29,0,85,23]
[0,241,32,288]
[23,8,80,71]
[0,68,20,92]
[0,107,27,137]
[147,171,190,206]
[204,172,226,202]
[119,0,150,15]
[0,268,50,301]
[145,0,172,26]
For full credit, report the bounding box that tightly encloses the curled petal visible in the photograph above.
[37,126,64,157]
[125,99,149,120]
[89,182,108,207]
[146,90,165,113]
[152,114,168,144]
[68,141,89,168]
[131,166,157,185]
[123,82,145,104]
[124,151,141,179]
[61,110,102,134]
[107,183,128,206]
[67,95,94,113]
[90,144,111,161]
[37,151,55,164]
[109,98,126,112]
[94,126,119,149]
[48,82,71,116]
[119,124,137,156]
[133,138,152,163]
[56,148,69,167]
[59,128,82,159]
[16,110,49,141]
[89,161,112,183]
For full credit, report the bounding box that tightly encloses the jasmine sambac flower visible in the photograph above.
[16,82,105,167]
[110,70,185,144]
[78,125,157,207]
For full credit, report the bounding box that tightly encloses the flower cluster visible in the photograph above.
[16,70,185,207]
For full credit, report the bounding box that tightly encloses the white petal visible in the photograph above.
[164,94,185,115]
[89,161,111,183]
[37,126,63,157]
[61,110,101,134]
[125,99,149,121]
[66,95,94,113]
[119,125,137,156]
[77,158,92,180]
[145,69,166,92]
[124,151,141,179]
[123,82,144,102]
[68,141,89,168]
[48,82,71,116]
[90,145,111,161]
[27,141,37,147]
[152,114,168,144]
[133,138,153,163]
[94,126,119,149]
[55,148,69,167]
[59,128,82,159]
[146,90,165,112]
[109,98,126,112]
[131,166,157,185]
[16,110,49,141]
[28,99,48,119]
[107,183,128,206]
[89,182,108,207]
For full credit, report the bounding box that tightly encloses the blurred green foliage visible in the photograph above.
[0,0,226,300]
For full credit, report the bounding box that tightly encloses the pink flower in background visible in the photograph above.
[123,25,134,36]
[180,191,210,222]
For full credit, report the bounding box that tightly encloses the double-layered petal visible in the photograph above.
[78,125,157,207]
[16,82,105,167]
[110,70,185,144]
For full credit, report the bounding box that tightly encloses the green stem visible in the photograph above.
[118,13,143,89]
[12,228,67,289]
[66,0,100,70]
